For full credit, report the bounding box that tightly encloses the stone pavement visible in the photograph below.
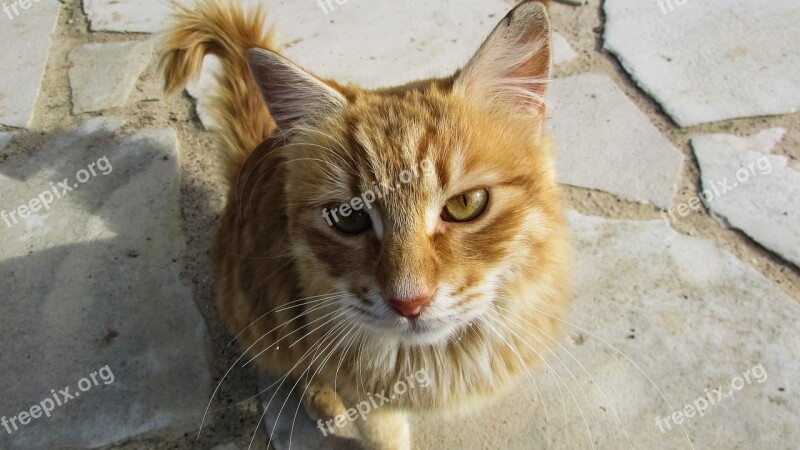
[0,0,798,449]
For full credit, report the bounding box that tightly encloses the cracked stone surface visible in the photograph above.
[603,0,800,127]
[82,0,172,33]
[0,0,61,128]
[547,73,684,208]
[80,0,512,85]
[0,118,211,449]
[68,41,154,114]
[266,0,510,89]
[258,212,800,449]
[693,129,800,267]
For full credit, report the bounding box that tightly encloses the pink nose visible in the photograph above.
[388,294,432,318]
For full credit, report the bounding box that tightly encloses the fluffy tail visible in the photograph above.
[160,0,277,182]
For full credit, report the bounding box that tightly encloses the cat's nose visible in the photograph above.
[388,294,432,319]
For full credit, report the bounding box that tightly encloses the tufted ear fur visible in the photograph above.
[454,1,552,117]
[247,48,348,131]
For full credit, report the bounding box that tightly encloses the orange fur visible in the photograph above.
[161,1,570,449]
[160,0,278,180]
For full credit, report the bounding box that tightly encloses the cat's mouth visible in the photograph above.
[393,319,458,345]
[345,306,463,345]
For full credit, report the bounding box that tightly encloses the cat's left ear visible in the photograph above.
[453,0,551,116]
[247,48,348,131]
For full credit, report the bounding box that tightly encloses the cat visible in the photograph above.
[160,0,570,448]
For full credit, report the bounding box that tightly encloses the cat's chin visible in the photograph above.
[396,325,456,346]
[359,318,462,347]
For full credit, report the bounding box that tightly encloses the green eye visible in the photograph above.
[333,208,372,234]
[442,188,489,223]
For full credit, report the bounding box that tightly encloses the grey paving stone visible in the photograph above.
[68,41,154,114]
[80,0,516,68]
[692,129,800,267]
[0,132,12,151]
[276,0,574,85]
[547,73,683,208]
[604,0,800,127]
[82,0,172,33]
[0,0,60,128]
[413,211,800,448]
[0,118,211,449]
[552,32,577,66]
[266,0,510,89]
[185,55,221,130]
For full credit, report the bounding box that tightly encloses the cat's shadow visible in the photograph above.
[260,373,365,449]
[0,121,327,448]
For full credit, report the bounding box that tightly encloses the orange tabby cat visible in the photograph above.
[161,0,569,448]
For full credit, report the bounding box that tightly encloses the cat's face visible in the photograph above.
[248,1,557,346]
[284,96,560,345]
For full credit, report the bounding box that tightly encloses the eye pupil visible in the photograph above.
[333,208,372,234]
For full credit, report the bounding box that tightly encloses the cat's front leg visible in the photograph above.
[354,407,411,450]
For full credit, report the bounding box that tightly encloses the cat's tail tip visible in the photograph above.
[159,0,275,94]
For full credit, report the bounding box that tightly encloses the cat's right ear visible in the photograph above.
[247,48,348,131]
[453,0,552,117]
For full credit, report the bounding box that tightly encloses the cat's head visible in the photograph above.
[248,1,564,346]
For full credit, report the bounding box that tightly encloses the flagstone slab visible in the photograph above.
[604,0,800,127]
[548,73,683,208]
[186,55,222,130]
[81,0,512,83]
[693,129,800,267]
[68,41,154,114]
[0,118,211,449]
[0,132,12,151]
[552,32,577,65]
[0,0,61,128]
[82,0,172,33]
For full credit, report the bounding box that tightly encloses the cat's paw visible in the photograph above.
[357,409,411,450]
[301,381,347,423]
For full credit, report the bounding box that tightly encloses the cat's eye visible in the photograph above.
[333,209,372,234]
[441,188,489,223]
